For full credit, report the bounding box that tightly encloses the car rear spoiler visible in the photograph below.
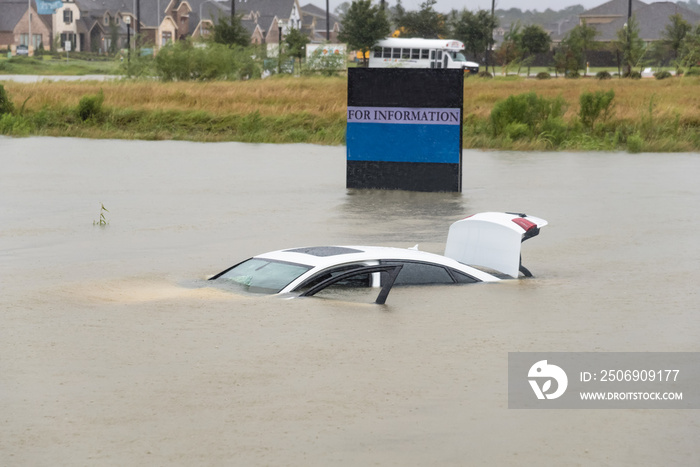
[443,212,548,278]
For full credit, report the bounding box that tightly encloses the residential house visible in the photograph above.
[0,0,340,54]
[0,0,52,53]
[299,3,340,43]
[554,0,700,43]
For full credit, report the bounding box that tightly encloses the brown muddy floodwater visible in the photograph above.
[1,137,698,466]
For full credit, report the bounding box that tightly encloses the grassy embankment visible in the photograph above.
[1,75,700,151]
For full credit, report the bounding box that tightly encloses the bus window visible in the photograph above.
[444,55,448,68]
[383,47,391,58]
[437,50,442,60]
[402,48,410,59]
[392,48,401,59]
[373,47,382,58]
[430,50,435,60]
[421,49,429,60]
[411,49,419,59]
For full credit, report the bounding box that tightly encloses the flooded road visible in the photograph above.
[1,137,698,465]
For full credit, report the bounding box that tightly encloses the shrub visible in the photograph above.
[0,84,14,115]
[539,116,568,146]
[654,70,672,80]
[477,71,493,78]
[153,40,261,81]
[504,122,530,139]
[627,133,643,153]
[536,72,550,80]
[684,68,700,76]
[490,92,567,137]
[77,90,104,121]
[596,71,612,80]
[579,90,615,130]
[0,113,32,135]
[628,71,642,79]
[566,71,580,79]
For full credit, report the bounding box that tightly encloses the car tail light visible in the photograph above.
[512,217,536,232]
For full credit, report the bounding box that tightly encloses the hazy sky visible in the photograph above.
[307,0,686,15]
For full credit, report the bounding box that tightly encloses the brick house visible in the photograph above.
[0,0,52,54]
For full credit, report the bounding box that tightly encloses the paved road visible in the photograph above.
[0,74,114,82]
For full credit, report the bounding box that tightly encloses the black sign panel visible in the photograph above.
[346,68,464,192]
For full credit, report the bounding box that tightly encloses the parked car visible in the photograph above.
[16,45,29,56]
[209,212,548,304]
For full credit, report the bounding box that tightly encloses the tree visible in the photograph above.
[554,20,597,76]
[678,24,700,71]
[520,24,551,76]
[613,15,645,76]
[285,27,310,71]
[450,9,497,65]
[568,20,597,76]
[663,14,692,68]
[334,2,351,19]
[210,14,250,47]
[495,23,522,75]
[396,0,446,38]
[338,0,390,67]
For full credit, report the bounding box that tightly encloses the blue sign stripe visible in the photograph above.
[347,122,461,164]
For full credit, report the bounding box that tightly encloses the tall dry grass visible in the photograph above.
[2,75,700,149]
[3,77,348,117]
[7,75,699,125]
[463,76,700,126]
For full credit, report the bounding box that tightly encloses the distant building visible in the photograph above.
[0,0,341,53]
[552,0,700,43]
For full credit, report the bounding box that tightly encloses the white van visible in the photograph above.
[368,38,479,74]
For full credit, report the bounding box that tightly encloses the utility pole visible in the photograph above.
[625,0,632,76]
[488,0,495,75]
[27,0,32,53]
[137,0,141,38]
[231,0,235,19]
[326,0,330,41]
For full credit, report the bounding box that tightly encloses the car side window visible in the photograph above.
[381,261,454,285]
[294,264,371,292]
[450,269,478,284]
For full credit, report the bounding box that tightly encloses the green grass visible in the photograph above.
[0,55,119,75]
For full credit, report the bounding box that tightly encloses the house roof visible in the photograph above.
[580,0,648,17]
[583,0,700,41]
[300,2,339,33]
[0,1,30,32]
[237,0,296,19]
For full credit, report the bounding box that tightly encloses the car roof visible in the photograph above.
[254,245,498,281]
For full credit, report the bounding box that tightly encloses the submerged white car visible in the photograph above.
[210,212,547,304]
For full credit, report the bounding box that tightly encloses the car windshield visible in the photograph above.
[216,258,312,294]
[449,52,467,62]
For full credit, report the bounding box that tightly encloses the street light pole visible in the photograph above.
[278,19,283,74]
[136,0,141,45]
[125,16,131,65]
[488,0,495,75]
[625,0,632,76]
